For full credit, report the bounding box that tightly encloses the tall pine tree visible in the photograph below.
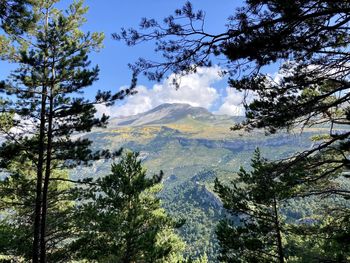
[0,1,134,261]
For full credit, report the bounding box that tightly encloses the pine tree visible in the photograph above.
[0,1,134,261]
[215,149,287,263]
[70,152,185,263]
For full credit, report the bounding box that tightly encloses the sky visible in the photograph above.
[82,0,247,117]
[0,0,280,117]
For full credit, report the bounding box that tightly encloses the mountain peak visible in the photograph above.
[152,102,192,109]
[111,103,213,126]
[147,103,210,115]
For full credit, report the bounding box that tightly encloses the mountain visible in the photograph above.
[109,103,240,127]
[74,103,323,261]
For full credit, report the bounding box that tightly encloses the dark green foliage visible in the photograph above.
[215,149,286,263]
[70,152,185,263]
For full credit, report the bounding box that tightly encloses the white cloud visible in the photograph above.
[94,104,111,118]
[215,87,246,116]
[107,66,222,117]
[95,66,251,118]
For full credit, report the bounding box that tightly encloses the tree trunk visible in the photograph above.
[273,197,284,263]
[40,89,54,263]
[33,8,50,263]
[123,195,133,263]
[32,86,47,263]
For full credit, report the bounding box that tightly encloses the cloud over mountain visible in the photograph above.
[215,87,246,116]
[96,66,247,117]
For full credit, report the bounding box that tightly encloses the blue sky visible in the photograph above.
[0,1,280,116]
[81,0,242,90]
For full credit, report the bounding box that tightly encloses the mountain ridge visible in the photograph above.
[109,103,243,127]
